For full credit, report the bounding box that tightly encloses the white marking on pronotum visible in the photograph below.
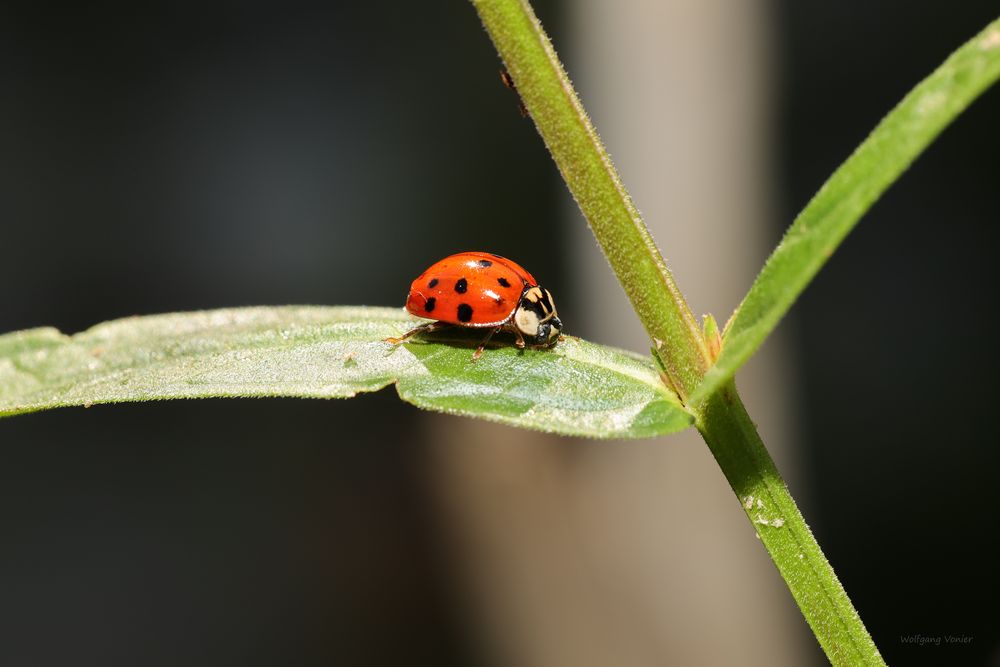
[514,308,540,336]
[523,286,542,303]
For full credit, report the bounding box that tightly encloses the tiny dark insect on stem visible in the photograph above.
[499,69,529,118]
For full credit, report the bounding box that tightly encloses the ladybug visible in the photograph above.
[386,251,562,360]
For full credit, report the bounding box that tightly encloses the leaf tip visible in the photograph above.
[702,314,722,362]
[979,26,1000,51]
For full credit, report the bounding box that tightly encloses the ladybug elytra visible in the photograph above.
[386,251,562,359]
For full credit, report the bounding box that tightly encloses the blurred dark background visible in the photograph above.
[1,1,997,665]
[782,4,999,666]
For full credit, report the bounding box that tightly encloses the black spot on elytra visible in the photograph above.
[497,277,511,288]
[477,259,493,267]
[428,278,439,288]
[454,278,468,294]
[424,297,436,313]
[457,303,473,322]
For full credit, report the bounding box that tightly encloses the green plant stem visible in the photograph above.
[471,1,886,663]
[697,386,882,665]
[470,0,711,399]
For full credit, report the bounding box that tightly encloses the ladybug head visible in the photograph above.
[513,286,562,346]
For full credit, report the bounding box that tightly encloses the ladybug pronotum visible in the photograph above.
[385,251,563,360]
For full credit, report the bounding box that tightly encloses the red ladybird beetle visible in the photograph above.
[385,251,562,360]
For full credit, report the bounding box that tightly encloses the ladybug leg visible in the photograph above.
[512,328,527,350]
[384,321,444,346]
[472,326,501,361]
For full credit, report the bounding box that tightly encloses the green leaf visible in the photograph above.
[0,306,692,439]
[691,18,1000,405]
